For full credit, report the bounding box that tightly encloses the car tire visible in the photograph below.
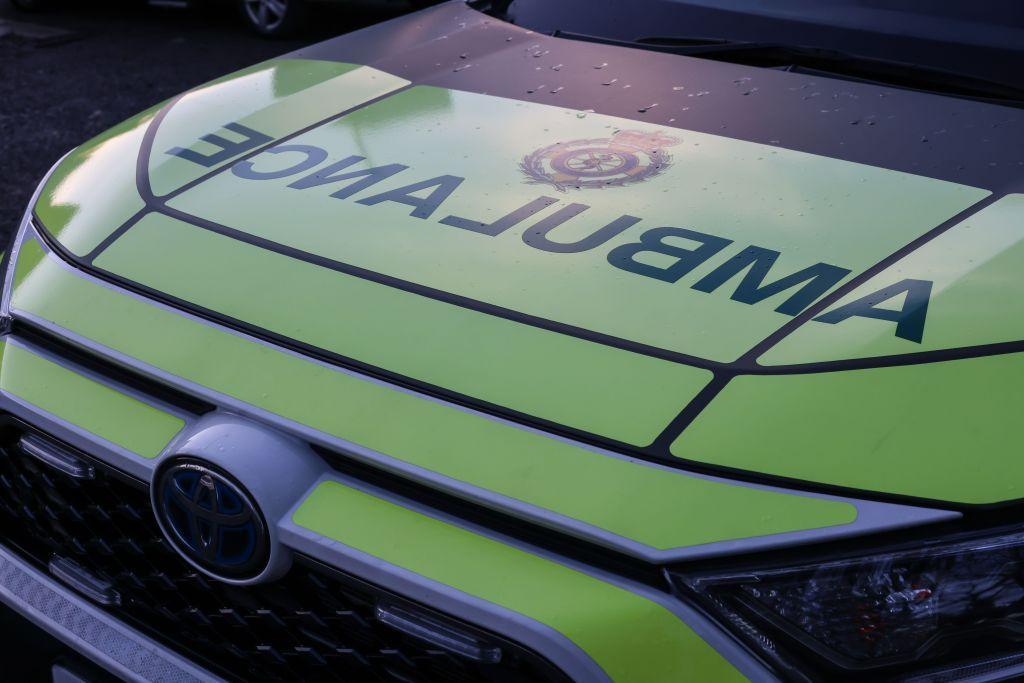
[238,0,307,38]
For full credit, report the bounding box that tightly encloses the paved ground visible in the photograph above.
[0,0,414,672]
[0,0,410,243]
[0,601,122,681]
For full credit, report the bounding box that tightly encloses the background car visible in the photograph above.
[5,0,429,37]
[237,0,432,37]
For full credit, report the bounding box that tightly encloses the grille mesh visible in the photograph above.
[0,425,564,682]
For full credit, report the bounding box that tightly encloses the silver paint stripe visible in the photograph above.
[281,505,614,681]
[281,472,777,682]
[0,541,218,683]
[0,323,760,677]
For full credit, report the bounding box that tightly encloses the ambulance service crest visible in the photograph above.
[520,129,680,191]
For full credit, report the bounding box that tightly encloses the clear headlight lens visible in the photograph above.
[675,527,1024,680]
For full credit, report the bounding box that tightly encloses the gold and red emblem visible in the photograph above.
[520,129,681,191]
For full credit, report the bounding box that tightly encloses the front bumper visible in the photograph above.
[0,539,214,683]
[0,411,571,681]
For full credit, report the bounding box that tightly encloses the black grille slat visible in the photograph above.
[0,430,564,683]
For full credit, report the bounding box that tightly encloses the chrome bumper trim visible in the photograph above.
[0,542,218,683]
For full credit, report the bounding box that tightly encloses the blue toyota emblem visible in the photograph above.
[154,459,269,579]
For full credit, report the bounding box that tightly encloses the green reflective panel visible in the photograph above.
[762,194,1024,365]
[12,235,45,289]
[0,341,183,458]
[293,480,746,683]
[95,212,711,445]
[12,244,856,550]
[149,59,409,196]
[673,354,1024,504]
[167,85,986,362]
[34,106,157,256]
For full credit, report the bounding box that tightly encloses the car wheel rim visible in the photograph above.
[243,0,288,31]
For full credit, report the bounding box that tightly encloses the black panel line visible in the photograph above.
[82,76,1022,381]
[652,190,1007,450]
[30,217,1024,514]
[155,203,732,369]
[741,191,1007,365]
[26,67,1024,509]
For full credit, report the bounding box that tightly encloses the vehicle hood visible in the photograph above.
[26,1,1024,507]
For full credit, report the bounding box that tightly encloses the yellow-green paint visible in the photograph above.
[94,212,712,445]
[12,236,45,289]
[673,353,1024,504]
[0,341,183,459]
[763,194,1024,364]
[148,59,409,196]
[32,59,409,257]
[11,242,856,549]
[167,84,986,363]
[294,480,746,683]
[34,105,157,256]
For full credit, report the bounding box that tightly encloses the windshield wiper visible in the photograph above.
[552,30,1024,108]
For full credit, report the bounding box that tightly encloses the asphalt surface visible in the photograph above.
[0,0,411,244]
[0,0,413,674]
[0,601,122,682]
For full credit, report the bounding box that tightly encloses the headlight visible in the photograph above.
[674,526,1024,682]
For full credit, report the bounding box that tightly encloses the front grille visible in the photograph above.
[0,421,565,682]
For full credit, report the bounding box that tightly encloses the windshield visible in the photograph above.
[489,0,1024,90]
